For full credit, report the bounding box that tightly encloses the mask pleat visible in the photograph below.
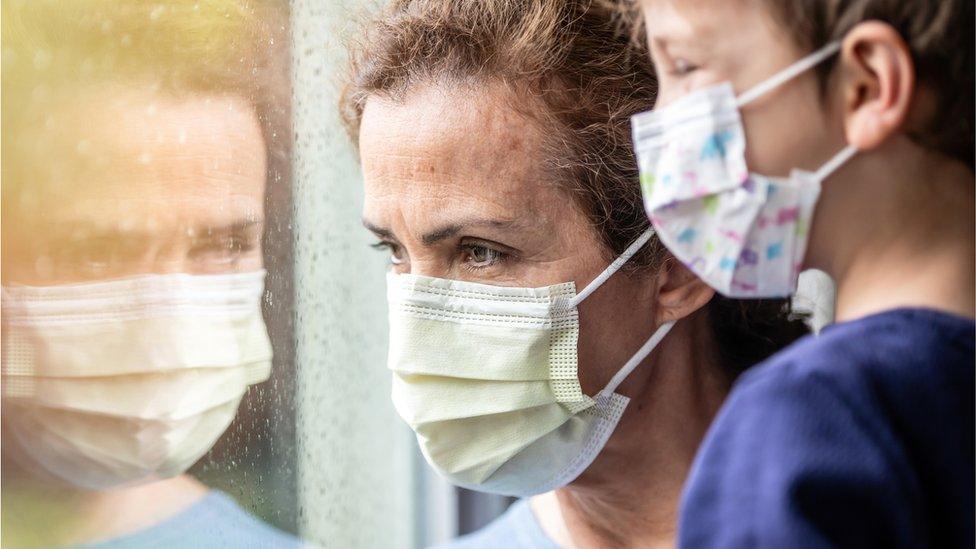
[388,315,556,381]
[3,365,257,420]
[391,372,577,424]
[2,314,271,377]
[414,401,581,484]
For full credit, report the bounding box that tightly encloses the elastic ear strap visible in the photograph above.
[736,41,842,107]
[814,145,858,182]
[598,321,675,399]
[569,228,655,308]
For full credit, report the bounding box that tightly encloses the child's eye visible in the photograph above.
[460,243,506,268]
[671,58,700,76]
[370,241,405,265]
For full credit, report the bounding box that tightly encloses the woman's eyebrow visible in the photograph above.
[420,218,520,246]
[362,219,394,240]
[361,217,523,245]
[192,218,264,237]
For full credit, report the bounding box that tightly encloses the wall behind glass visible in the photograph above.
[291,1,420,547]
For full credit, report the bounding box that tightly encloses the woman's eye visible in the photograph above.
[460,244,505,268]
[370,241,405,265]
[190,235,253,266]
[672,58,699,76]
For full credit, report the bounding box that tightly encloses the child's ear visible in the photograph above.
[839,21,915,150]
[653,257,715,325]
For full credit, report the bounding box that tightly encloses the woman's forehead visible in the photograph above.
[358,84,559,216]
[3,97,266,269]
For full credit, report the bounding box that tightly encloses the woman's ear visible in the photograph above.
[838,21,915,151]
[653,258,715,325]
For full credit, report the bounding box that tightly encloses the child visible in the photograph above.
[629,0,974,546]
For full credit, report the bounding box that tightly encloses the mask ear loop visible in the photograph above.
[568,228,655,309]
[735,41,842,108]
[814,145,858,182]
[560,227,669,400]
[730,39,856,183]
[597,320,676,400]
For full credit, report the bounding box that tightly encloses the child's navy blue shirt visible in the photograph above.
[678,308,974,548]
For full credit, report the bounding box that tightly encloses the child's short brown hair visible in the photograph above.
[765,0,974,170]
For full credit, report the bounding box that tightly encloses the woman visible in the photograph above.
[342,0,808,546]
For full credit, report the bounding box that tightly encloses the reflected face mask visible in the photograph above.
[1,270,273,490]
[631,41,856,298]
[387,229,674,497]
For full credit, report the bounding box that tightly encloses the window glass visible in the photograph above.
[0,1,436,547]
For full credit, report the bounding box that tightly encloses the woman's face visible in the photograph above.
[359,83,659,395]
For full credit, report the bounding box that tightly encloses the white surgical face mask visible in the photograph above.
[632,41,856,298]
[387,229,674,497]
[1,270,272,490]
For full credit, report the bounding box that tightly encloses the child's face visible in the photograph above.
[639,0,846,177]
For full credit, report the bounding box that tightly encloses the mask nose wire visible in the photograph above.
[735,40,842,108]
[567,228,655,309]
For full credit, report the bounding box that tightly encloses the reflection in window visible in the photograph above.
[1,1,298,547]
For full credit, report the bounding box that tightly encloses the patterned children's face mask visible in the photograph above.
[631,41,856,298]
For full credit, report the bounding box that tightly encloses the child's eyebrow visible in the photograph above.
[650,33,713,58]
[643,1,720,45]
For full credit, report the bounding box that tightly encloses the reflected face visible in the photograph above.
[639,0,842,176]
[359,83,658,394]
[2,88,267,284]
